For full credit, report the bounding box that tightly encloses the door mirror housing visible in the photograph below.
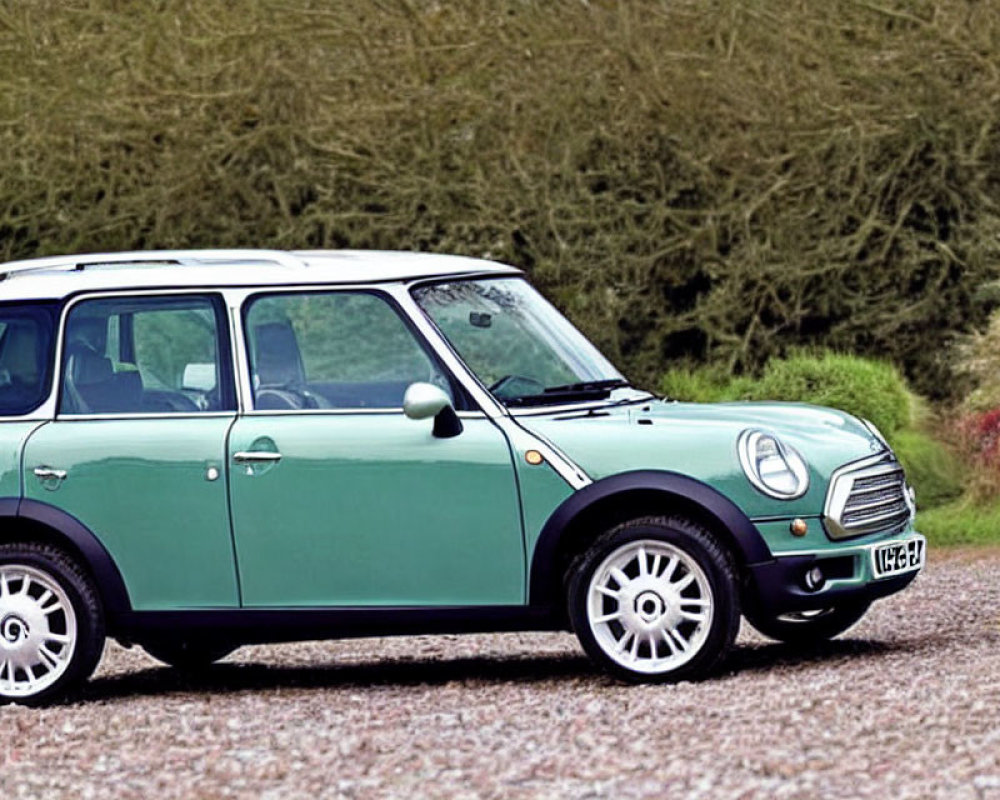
[403,382,463,438]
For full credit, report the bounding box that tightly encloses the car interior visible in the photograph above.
[0,315,52,415]
[60,310,220,415]
[247,317,449,411]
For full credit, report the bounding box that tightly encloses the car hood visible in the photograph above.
[517,398,888,519]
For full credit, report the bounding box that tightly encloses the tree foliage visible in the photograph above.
[1,0,999,397]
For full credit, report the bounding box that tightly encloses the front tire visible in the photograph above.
[744,601,870,645]
[567,516,740,683]
[0,542,105,706]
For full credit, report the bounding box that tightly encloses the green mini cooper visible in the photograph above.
[0,249,924,704]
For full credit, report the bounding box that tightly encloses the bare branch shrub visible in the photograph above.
[1,0,998,397]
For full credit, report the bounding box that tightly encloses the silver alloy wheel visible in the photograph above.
[0,564,78,699]
[587,539,714,674]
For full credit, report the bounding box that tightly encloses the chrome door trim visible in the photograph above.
[54,411,236,422]
[234,407,488,419]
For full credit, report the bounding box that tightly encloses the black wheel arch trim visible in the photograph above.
[0,497,132,621]
[528,469,773,606]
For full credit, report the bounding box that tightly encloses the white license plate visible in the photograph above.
[871,538,925,579]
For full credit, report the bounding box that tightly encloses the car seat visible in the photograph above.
[63,317,143,414]
[251,321,325,410]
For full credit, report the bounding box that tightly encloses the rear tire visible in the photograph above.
[744,601,871,645]
[143,639,236,670]
[0,542,105,706]
[567,516,740,683]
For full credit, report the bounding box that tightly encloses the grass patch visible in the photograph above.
[919,500,1000,547]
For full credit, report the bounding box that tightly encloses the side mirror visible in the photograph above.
[403,382,463,438]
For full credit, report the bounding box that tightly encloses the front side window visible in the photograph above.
[60,295,234,415]
[0,304,57,416]
[412,278,627,406]
[244,291,453,410]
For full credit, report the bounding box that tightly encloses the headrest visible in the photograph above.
[71,350,113,387]
[66,316,108,353]
[253,321,304,386]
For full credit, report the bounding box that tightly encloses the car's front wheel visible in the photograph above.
[0,542,105,706]
[567,516,739,683]
[744,601,870,645]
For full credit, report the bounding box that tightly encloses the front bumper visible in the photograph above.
[745,531,926,615]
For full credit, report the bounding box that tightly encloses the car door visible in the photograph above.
[227,288,525,607]
[22,292,241,610]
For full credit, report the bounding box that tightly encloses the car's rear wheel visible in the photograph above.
[567,516,739,683]
[0,542,105,706]
[143,639,237,670]
[744,601,870,645]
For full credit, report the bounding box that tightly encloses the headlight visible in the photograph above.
[861,418,891,452]
[738,429,810,499]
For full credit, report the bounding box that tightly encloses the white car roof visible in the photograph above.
[0,249,522,301]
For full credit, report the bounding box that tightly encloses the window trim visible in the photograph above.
[55,290,238,420]
[238,287,474,415]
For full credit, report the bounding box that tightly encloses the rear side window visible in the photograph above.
[59,294,235,415]
[0,304,57,416]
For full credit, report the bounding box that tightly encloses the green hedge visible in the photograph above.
[749,354,914,437]
[892,430,964,511]
[661,353,962,511]
[662,352,913,435]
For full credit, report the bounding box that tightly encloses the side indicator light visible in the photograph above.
[525,450,544,466]
[790,518,808,537]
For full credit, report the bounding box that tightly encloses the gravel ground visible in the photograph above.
[2,548,999,799]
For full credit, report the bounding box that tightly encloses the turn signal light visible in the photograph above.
[525,450,544,466]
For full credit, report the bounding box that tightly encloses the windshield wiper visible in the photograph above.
[542,379,631,394]
[504,379,632,408]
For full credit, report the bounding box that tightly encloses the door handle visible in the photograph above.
[33,466,67,480]
[233,451,282,464]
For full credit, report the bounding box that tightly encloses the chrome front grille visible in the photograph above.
[824,457,913,540]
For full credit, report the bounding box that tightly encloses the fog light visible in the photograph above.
[804,566,825,592]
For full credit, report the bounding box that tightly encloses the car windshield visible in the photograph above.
[412,277,630,406]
